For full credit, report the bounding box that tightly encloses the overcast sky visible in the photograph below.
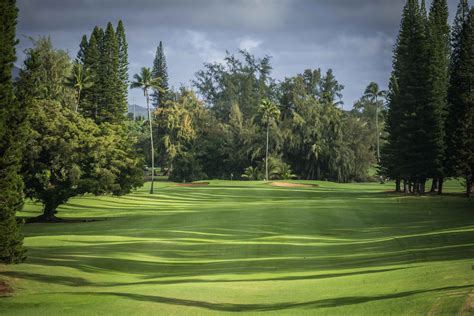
[16,0,469,108]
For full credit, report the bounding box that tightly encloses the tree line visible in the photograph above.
[381,0,473,197]
[142,50,383,186]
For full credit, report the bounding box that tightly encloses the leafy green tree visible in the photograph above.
[64,62,94,111]
[363,82,386,163]
[319,69,344,108]
[22,100,143,221]
[258,99,280,181]
[0,0,26,263]
[151,41,169,107]
[131,67,162,194]
[194,51,274,120]
[154,91,197,173]
[17,37,75,107]
[158,90,211,182]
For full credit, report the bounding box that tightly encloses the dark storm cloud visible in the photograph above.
[16,0,469,107]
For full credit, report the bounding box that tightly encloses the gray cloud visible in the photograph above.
[16,0,469,107]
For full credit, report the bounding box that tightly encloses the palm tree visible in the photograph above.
[258,99,280,181]
[364,82,386,163]
[65,63,93,112]
[130,67,162,194]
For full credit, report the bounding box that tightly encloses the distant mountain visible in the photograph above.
[127,103,149,118]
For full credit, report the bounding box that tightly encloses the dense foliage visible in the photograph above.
[148,51,379,183]
[78,21,129,124]
[23,100,143,220]
[16,30,143,221]
[0,0,26,263]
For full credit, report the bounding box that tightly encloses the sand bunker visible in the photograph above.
[176,182,210,187]
[270,182,319,188]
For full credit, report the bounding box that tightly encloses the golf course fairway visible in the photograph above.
[1,180,473,315]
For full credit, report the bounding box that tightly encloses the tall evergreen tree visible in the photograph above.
[445,0,470,183]
[381,75,402,191]
[151,41,169,108]
[76,34,88,64]
[420,0,428,24]
[422,0,450,193]
[447,7,474,197]
[99,22,121,123]
[81,26,102,119]
[116,20,129,113]
[381,0,427,193]
[0,0,26,263]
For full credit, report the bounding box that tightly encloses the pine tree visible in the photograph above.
[381,0,427,193]
[98,22,121,123]
[420,0,449,193]
[448,8,474,197]
[151,41,169,108]
[81,26,102,120]
[420,0,428,24]
[445,0,470,185]
[116,20,129,114]
[450,0,470,67]
[381,75,402,192]
[76,34,88,64]
[0,0,26,263]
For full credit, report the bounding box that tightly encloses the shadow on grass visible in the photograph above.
[0,266,413,288]
[20,217,108,224]
[53,284,473,312]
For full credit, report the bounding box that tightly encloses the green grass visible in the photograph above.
[1,180,473,315]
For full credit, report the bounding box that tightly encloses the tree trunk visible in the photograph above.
[420,178,426,195]
[395,178,401,192]
[37,200,61,222]
[438,177,444,195]
[403,179,408,194]
[265,122,269,181]
[430,178,438,193]
[467,176,473,198]
[375,99,380,163]
[76,89,81,112]
[146,89,155,194]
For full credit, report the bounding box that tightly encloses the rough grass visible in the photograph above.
[0,180,473,315]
